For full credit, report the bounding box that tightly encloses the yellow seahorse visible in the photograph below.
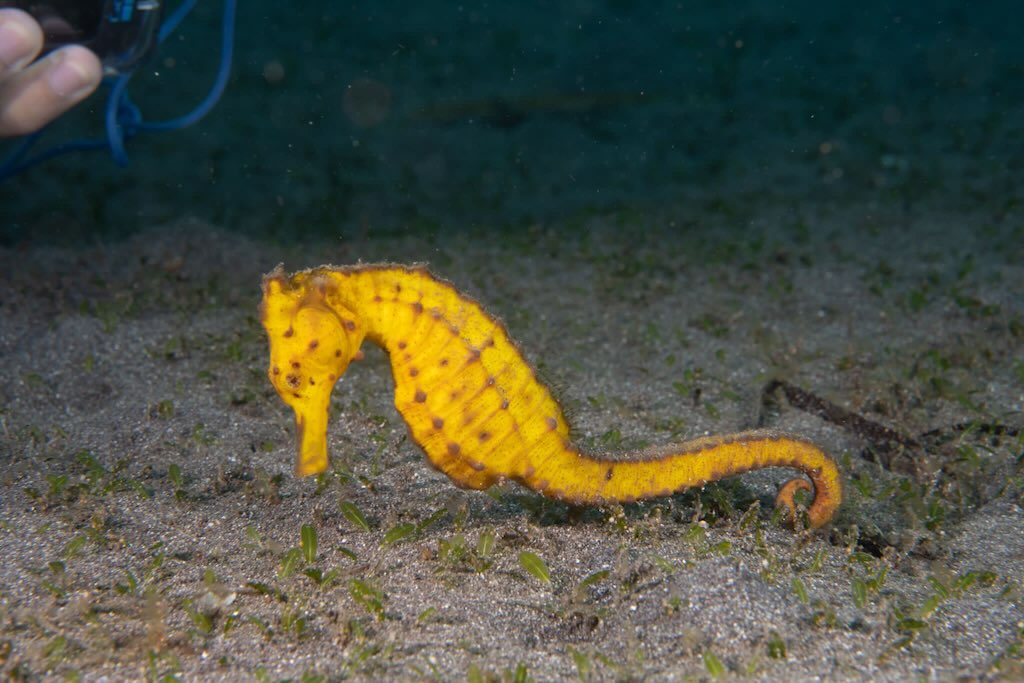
[259,264,842,529]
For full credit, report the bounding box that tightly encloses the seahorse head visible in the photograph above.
[260,266,366,475]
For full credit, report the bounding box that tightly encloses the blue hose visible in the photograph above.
[0,0,237,178]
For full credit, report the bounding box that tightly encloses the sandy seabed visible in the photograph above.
[1,211,1022,680]
[1,1,1023,679]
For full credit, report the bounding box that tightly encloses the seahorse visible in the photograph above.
[259,264,842,529]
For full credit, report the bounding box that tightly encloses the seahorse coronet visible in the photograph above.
[260,263,842,529]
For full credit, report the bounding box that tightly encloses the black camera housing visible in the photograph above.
[2,0,162,74]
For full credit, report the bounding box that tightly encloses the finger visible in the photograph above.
[0,8,43,79]
[0,44,101,137]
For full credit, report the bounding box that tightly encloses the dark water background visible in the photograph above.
[1,0,1020,245]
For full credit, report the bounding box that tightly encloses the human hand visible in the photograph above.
[0,8,101,137]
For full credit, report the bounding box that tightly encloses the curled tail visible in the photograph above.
[513,430,841,529]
